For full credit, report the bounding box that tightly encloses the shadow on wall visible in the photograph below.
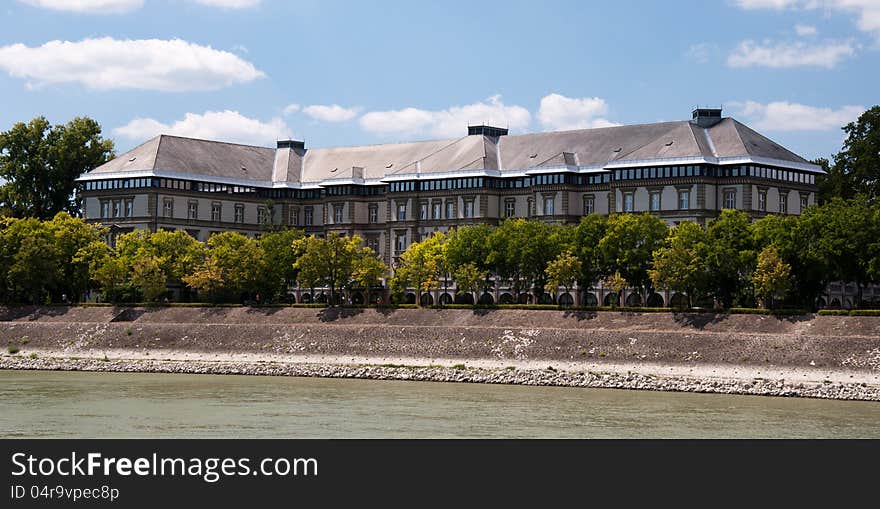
[318,307,365,322]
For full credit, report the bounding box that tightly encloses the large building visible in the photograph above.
[77,108,824,306]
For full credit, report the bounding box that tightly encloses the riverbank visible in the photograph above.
[2,306,879,401]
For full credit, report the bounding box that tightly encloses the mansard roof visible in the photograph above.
[81,116,820,187]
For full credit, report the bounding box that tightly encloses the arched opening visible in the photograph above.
[646,293,664,308]
[537,292,553,305]
[420,293,434,307]
[815,297,827,309]
[439,293,453,305]
[499,293,514,304]
[844,298,853,310]
[315,292,327,303]
[558,293,574,307]
[517,293,532,304]
[670,293,688,308]
[288,294,297,304]
[351,292,365,305]
[626,292,643,307]
[583,292,598,307]
[603,292,619,307]
[404,293,416,305]
[301,293,312,303]
[478,293,494,305]
[454,292,474,305]
[830,297,841,309]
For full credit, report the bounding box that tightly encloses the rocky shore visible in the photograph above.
[2,353,879,402]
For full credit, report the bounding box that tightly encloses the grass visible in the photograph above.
[451,364,467,370]
[7,345,20,355]
[20,337,29,345]
[125,328,133,336]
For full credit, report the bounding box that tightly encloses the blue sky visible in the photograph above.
[1,0,877,161]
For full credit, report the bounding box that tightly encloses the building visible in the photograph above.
[77,108,825,306]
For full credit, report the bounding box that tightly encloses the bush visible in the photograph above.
[818,309,851,316]
[729,308,811,316]
[847,309,880,317]
[7,345,19,354]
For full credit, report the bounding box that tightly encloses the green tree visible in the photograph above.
[604,271,627,308]
[452,262,486,306]
[444,224,492,299]
[259,228,305,302]
[487,219,561,303]
[292,233,362,306]
[701,210,756,308]
[351,247,387,306]
[544,250,581,305]
[599,213,668,306]
[390,232,445,306]
[46,212,106,302]
[752,246,792,309]
[828,106,880,200]
[184,232,266,303]
[181,257,225,303]
[130,253,167,302]
[0,116,114,219]
[570,215,607,293]
[73,240,125,303]
[649,221,707,308]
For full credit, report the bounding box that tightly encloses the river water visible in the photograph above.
[2,370,879,438]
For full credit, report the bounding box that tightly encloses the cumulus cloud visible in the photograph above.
[193,0,261,8]
[686,42,718,63]
[114,110,292,146]
[733,100,864,131]
[17,0,142,13]
[0,37,264,91]
[537,93,619,131]
[727,39,855,68]
[795,24,818,35]
[734,0,880,40]
[282,104,301,115]
[302,104,361,123]
[359,95,531,138]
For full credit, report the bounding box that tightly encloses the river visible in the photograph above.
[1,370,879,438]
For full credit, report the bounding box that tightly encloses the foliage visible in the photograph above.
[544,250,581,299]
[184,232,266,302]
[649,221,707,308]
[817,106,880,202]
[390,232,445,306]
[604,271,627,308]
[752,246,792,309]
[292,232,363,306]
[599,213,667,300]
[258,228,305,301]
[350,247,388,305]
[701,210,755,308]
[453,262,487,304]
[0,116,114,219]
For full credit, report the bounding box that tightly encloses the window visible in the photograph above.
[163,199,173,218]
[463,200,474,218]
[527,198,533,217]
[505,200,516,218]
[367,237,379,253]
[397,203,406,221]
[419,202,427,220]
[779,192,788,214]
[188,202,198,220]
[395,232,407,254]
[758,191,767,211]
[723,191,736,210]
[112,200,121,218]
[304,207,314,226]
[623,192,634,213]
[289,207,299,226]
[235,204,245,224]
[257,207,267,224]
[432,202,441,220]
[583,196,595,215]
[650,192,660,212]
[334,205,344,224]
[125,200,134,218]
[211,203,221,222]
[543,197,554,215]
[446,201,455,219]
[678,189,690,210]
[101,201,110,218]
[800,195,808,212]
[369,205,378,224]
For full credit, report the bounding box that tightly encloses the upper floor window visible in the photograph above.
[187,202,198,220]
[678,189,690,210]
[235,204,244,224]
[395,232,407,254]
[623,192,634,213]
[723,191,736,210]
[505,200,515,218]
[211,203,221,222]
[113,200,121,218]
[257,207,267,224]
[304,207,314,226]
[369,205,378,224]
[463,200,474,218]
[367,237,380,253]
[758,190,767,212]
[446,201,455,219]
[583,196,594,215]
[334,205,344,224]
[163,199,173,218]
[101,201,110,218]
[125,199,133,218]
[650,192,661,212]
[779,192,788,214]
[544,197,554,216]
[800,195,808,212]
[432,202,441,220]
[419,202,428,220]
[397,203,406,221]
[289,207,298,226]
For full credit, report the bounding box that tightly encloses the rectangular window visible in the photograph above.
[678,190,690,210]
[505,201,515,218]
[113,200,121,218]
[188,202,198,220]
[463,200,474,218]
[101,201,110,218]
[395,233,407,254]
[211,203,221,222]
[420,203,427,220]
[800,195,808,212]
[623,192,634,213]
[304,207,313,226]
[257,207,267,224]
[125,200,133,218]
[367,237,379,253]
[334,205,344,224]
[544,197,554,215]
[650,192,660,211]
[289,207,299,226]
[163,199,173,218]
[724,191,736,210]
[758,191,767,212]
[235,204,245,224]
[446,201,454,219]
[432,202,441,220]
[583,196,595,215]
[369,205,378,224]
[779,192,788,214]
[397,203,406,221]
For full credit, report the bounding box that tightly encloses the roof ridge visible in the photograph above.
[156,134,276,151]
[390,136,471,174]
[613,123,681,161]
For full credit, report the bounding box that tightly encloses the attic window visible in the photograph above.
[240,165,247,172]
[386,163,393,168]
[613,148,621,153]
[331,167,338,173]
[665,140,674,146]
[528,153,538,159]
[128,157,137,162]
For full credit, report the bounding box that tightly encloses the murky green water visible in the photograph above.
[1,370,878,438]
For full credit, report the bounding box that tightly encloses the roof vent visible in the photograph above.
[128,156,137,162]
[240,164,247,172]
[691,107,723,128]
[468,125,508,137]
[331,167,338,173]
[528,153,538,159]
[277,139,306,150]
[386,163,393,168]
[613,147,621,153]
[665,140,674,146]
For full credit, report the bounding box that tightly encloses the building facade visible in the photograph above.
[77,108,825,306]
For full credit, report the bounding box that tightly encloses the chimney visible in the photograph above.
[273,139,305,183]
[691,108,723,128]
[467,125,509,138]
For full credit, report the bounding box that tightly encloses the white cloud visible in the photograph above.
[114,110,292,146]
[282,104,301,115]
[17,0,143,13]
[537,93,619,131]
[686,42,718,63]
[733,100,864,131]
[795,23,818,35]
[302,104,361,123]
[0,37,264,91]
[734,0,800,8]
[359,95,531,138]
[727,39,855,68]
[734,0,880,40]
[193,0,261,8]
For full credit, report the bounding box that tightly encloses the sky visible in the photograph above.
[1,0,877,161]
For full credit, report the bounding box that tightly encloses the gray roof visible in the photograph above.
[83,117,819,186]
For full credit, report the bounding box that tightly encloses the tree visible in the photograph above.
[453,262,487,307]
[570,214,607,293]
[46,212,106,302]
[73,240,126,303]
[444,224,492,300]
[130,253,167,302]
[185,232,266,303]
[701,210,756,308]
[752,246,792,309]
[604,271,627,308]
[544,250,581,305]
[259,228,305,302]
[292,233,363,306]
[487,219,561,303]
[649,221,707,308]
[829,106,880,200]
[390,232,445,306]
[599,213,668,305]
[753,213,825,309]
[351,247,387,306]
[181,257,224,303]
[0,116,114,219]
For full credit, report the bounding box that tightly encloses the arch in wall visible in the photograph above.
[455,293,474,305]
[404,293,416,304]
[583,292,598,307]
[439,293,453,305]
[603,292,618,306]
[558,293,574,307]
[301,293,312,303]
[420,293,434,307]
[479,293,494,305]
[626,292,643,307]
[351,292,365,305]
[499,293,514,304]
[815,297,827,309]
[646,293,664,308]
